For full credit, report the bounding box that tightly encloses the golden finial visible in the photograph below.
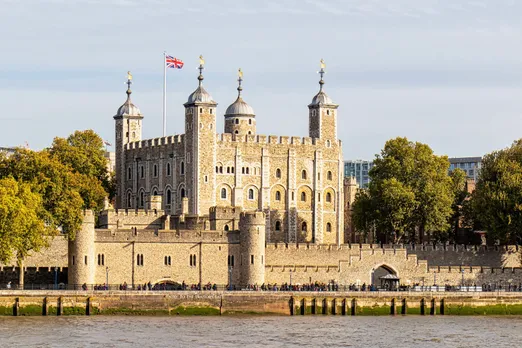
[127,71,133,80]
[320,59,325,69]
[238,68,243,78]
[199,55,205,66]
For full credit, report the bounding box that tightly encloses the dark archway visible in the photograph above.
[371,264,399,290]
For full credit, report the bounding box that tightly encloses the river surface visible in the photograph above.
[0,316,520,347]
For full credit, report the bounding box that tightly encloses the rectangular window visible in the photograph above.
[84,256,88,265]
[251,255,254,264]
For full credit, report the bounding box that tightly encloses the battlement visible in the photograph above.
[125,134,185,150]
[94,228,239,243]
[216,133,316,146]
[99,209,165,218]
[239,211,265,225]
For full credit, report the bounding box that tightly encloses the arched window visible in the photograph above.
[153,164,158,177]
[127,192,132,208]
[248,131,252,135]
[326,222,332,232]
[275,221,281,231]
[140,166,144,178]
[167,163,171,176]
[248,188,254,200]
[180,188,186,198]
[301,222,307,232]
[246,167,249,174]
[235,130,238,134]
[140,191,144,207]
[224,225,230,231]
[221,188,227,199]
[302,170,307,180]
[276,168,281,178]
[220,166,223,173]
[231,167,234,173]
[301,192,306,202]
[249,119,252,125]
[166,189,171,204]
[235,118,239,125]
[128,167,132,180]
[326,192,332,203]
[227,167,230,174]
[153,189,158,196]
[275,191,281,201]
[327,110,330,115]
[180,161,185,175]
[327,171,332,181]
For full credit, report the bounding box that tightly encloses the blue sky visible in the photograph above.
[1,0,522,159]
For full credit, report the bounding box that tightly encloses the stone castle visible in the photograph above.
[1,59,522,289]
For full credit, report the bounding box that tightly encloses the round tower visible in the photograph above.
[239,211,266,287]
[68,210,96,288]
[224,69,256,136]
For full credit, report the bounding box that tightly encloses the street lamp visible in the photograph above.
[106,267,109,290]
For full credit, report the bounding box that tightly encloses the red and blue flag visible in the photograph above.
[166,55,184,69]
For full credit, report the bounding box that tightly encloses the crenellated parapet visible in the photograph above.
[98,209,166,230]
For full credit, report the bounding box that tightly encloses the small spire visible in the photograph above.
[318,58,325,91]
[198,55,205,86]
[126,71,133,98]
[237,68,243,97]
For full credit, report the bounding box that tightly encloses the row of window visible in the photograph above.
[233,118,253,125]
[128,162,185,180]
[219,188,334,203]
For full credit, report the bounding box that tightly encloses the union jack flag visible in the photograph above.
[166,55,184,69]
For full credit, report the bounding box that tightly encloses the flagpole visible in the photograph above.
[162,51,167,137]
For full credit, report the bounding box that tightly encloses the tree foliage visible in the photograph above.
[0,177,54,264]
[352,137,454,243]
[471,139,522,244]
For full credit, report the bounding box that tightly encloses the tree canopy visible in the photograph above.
[471,139,522,244]
[352,137,454,243]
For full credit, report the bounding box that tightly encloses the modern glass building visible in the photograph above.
[448,157,482,181]
[344,160,374,188]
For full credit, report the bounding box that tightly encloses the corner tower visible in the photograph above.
[183,56,217,215]
[308,59,338,142]
[114,72,143,208]
[224,69,256,136]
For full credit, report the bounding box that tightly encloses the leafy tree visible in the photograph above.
[443,168,469,242]
[352,137,454,243]
[0,149,84,238]
[471,140,522,244]
[49,129,112,205]
[0,177,54,264]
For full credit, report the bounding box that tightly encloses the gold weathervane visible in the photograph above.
[199,55,205,66]
[127,71,133,80]
[320,59,325,69]
[238,68,243,78]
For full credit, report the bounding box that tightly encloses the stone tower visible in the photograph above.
[114,72,143,208]
[239,211,266,286]
[224,69,256,136]
[68,210,96,288]
[183,56,217,215]
[308,59,338,142]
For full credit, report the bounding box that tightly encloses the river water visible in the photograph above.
[0,316,520,347]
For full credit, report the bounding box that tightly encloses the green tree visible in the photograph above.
[49,129,112,205]
[0,149,84,238]
[0,177,54,264]
[443,168,469,242]
[352,137,454,243]
[471,140,522,244]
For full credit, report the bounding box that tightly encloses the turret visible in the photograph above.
[308,59,338,143]
[68,210,96,288]
[239,211,266,286]
[114,72,143,208]
[183,56,217,215]
[224,69,256,137]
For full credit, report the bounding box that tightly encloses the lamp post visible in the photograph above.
[106,267,109,290]
[54,267,58,290]
[228,266,232,291]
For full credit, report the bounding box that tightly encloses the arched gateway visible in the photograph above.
[371,264,400,290]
